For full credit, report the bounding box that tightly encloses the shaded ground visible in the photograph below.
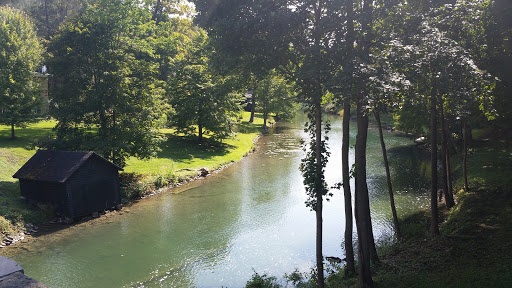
[372,138,512,287]
[324,135,512,288]
[374,186,512,287]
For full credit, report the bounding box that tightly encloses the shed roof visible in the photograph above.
[13,150,122,183]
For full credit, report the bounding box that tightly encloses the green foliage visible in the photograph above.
[0,6,44,138]
[254,72,297,126]
[245,271,281,288]
[44,0,166,167]
[299,105,331,210]
[167,31,242,142]
[387,3,497,132]
[284,268,317,288]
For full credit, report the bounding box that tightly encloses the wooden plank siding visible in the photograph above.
[66,156,121,218]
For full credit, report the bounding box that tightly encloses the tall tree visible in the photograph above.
[335,0,356,276]
[254,72,296,129]
[167,31,241,142]
[387,4,496,234]
[45,0,165,167]
[0,6,44,139]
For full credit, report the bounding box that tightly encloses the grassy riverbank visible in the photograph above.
[329,137,512,287]
[0,112,269,238]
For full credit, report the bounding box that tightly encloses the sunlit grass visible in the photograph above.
[125,112,268,176]
[0,113,267,231]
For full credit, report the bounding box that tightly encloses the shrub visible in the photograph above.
[245,271,281,288]
[0,216,13,236]
[124,181,151,199]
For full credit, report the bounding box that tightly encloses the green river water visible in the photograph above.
[7,114,431,287]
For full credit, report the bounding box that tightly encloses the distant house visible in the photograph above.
[13,151,123,219]
[242,91,253,112]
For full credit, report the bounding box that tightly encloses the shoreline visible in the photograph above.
[0,128,268,254]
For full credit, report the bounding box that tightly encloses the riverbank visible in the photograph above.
[328,137,512,287]
[0,112,270,249]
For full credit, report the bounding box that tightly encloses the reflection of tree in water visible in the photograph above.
[387,145,430,194]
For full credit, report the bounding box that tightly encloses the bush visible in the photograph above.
[285,268,317,288]
[123,181,151,199]
[0,216,13,236]
[245,271,281,288]
[153,174,169,189]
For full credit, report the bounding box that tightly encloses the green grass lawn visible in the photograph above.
[125,112,266,176]
[0,120,57,234]
[0,112,269,235]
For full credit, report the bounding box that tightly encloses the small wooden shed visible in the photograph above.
[13,150,123,219]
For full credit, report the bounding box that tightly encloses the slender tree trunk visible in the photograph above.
[355,95,373,288]
[11,123,15,139]
[463,121,469,192]
[465,123,472,149]
[198,122,203,142]
[263,99,268,129]
[44,0,50,39]
[446,141,454,196]
[311,2,324,286]
[342,0,356,275]
[112,110,117,164]
[342,101,355,275]
[440,100,455,208]
[430,91,440,236]
[314,99,324,288]
[355,0,375,285]
[374,110,401,239]
[249,93,256,123]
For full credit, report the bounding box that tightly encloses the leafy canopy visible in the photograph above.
[44,0,166,167]
[0,6,44,138]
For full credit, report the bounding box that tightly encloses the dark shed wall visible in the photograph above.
[66,156,121,218]
[19,180,67,215]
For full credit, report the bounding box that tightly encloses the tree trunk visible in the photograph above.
[342,101,355,275]
[112,110,117,164]
[44,0,51,39]
[249,93,256,123]
[11,123,15,139]
[465,123,472,149]
[374,110,401,239]
[463,121,469,192]
[263,98,268,129]
[355,0,375,285]
[355,95,374,288]
[430,91,440,236]
[440,100,455,208]
[446,141,454,196]
[198,121,203,142]
[342,0,356,275]
[314,99,324,288]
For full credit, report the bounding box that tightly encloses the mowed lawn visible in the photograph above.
[0,112,268,231]
[0,112,268,182]
[124,112,266,176]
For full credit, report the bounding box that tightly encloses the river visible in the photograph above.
[7,114,430,287]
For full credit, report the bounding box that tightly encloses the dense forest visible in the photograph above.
[1,0,511,287]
